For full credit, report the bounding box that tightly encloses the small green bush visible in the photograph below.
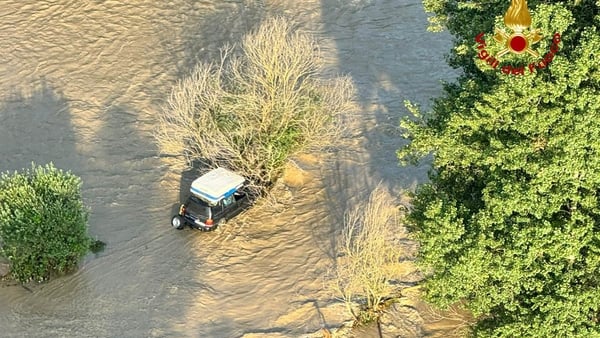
[0,163,91,282]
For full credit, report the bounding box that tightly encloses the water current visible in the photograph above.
[0,0,457,336]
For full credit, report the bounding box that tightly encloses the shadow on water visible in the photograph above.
[0,1,319,337]
[168,0,272,213]
[88,98,215,336]
[157,4,367,335]
[0,79,80,172]
[0,81,80,274]
[315,0,462,336]
[156,2,287,337]
[314,0,459,282]
[169,0,269,233]
[178,162,205,203]
[0,81,210,336]
[319,0,458,197]
[0,79,102,334]
[153,0,268,81]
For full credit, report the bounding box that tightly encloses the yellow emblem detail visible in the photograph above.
[493,0,542,58]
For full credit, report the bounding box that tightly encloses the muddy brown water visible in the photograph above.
[0,1,457,337]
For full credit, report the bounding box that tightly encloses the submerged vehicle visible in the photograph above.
[171,167,249,231]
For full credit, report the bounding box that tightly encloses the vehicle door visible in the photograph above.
[220,195,237,219]
[210,201,224,220]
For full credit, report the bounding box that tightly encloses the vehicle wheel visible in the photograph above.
[171,215,185,230]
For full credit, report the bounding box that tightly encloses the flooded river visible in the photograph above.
[0,0,457,337]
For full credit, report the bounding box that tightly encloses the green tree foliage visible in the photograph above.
[400,0,600,336]
[0,163,91,282]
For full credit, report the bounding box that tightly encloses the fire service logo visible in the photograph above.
[475,0,561,75]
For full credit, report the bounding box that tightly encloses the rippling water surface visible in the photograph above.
[0,1,457,336]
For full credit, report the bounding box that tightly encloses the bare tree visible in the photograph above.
[331,185,405,323]
[155,17,356,196]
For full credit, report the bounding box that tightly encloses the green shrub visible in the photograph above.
[156,17,356,196]
[0,163,91,282]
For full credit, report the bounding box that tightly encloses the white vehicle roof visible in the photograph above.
[190,167,245,204]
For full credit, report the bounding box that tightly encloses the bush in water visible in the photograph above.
[0,163,92,282]
[331,186,405,323]
[155,17,356,196]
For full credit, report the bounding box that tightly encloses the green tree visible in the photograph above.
[400,0,600,336]
[0,163,92,282]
